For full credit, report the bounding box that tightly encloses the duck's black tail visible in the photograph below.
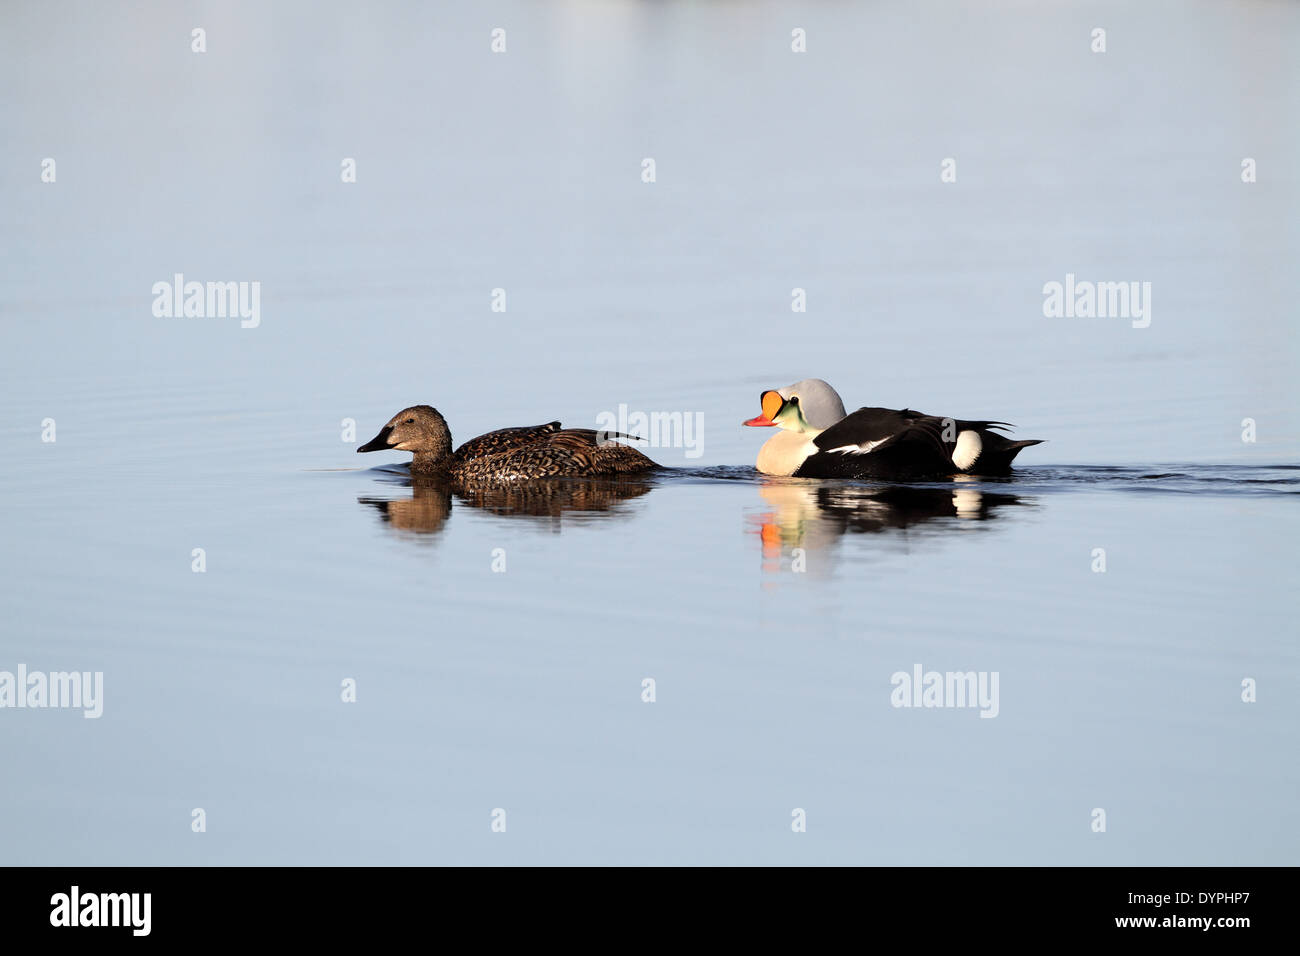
[975,436,1044,474]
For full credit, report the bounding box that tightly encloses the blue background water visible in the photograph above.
[1,0,1296,864]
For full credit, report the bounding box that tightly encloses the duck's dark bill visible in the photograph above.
[357,426,394,453]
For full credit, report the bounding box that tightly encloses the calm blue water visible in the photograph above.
[1,0,1297,865]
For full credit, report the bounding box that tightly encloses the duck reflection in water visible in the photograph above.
[359,472,656,535]
[748,477,1030,574]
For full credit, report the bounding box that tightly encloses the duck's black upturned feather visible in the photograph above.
[811,408,935,449]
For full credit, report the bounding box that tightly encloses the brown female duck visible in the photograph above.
[357,405,657,481]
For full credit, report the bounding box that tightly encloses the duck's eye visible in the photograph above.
[404,418,415,424]
[789,396,799,405]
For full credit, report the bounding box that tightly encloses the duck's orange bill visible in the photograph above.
[743,390,784,427]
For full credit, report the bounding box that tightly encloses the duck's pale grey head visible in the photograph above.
[743,378,847,434]
[358,405,452,457]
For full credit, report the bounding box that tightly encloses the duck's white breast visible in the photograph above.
[756,430,818,476]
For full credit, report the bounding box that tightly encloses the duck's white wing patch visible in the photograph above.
[951,430,982,470]
[824,438,888,455]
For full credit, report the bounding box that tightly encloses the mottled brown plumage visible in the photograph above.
[357,405,657,481]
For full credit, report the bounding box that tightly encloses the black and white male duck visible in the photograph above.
[359,405,657,482]
[743,379,1043,479]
